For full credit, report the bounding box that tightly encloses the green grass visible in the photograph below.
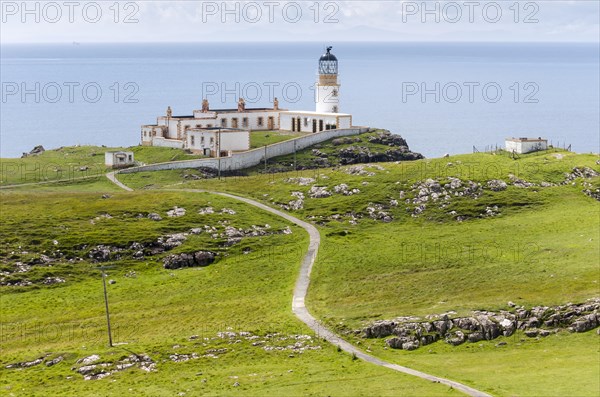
[0,145,199,186]
[0,190,452,396]
[357,331,599,397]
[2,148,599,396]
[250,130,305,149]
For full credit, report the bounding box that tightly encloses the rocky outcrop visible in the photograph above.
[308,186,331,198]
[163,251,216,269]
[73,354,155,380]
[21,145,45,158]
[361,299,600,350]
[339,146,423,165]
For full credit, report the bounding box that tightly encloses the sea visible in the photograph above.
[1,42,598,158]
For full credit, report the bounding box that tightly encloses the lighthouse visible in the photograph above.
[316,46,340,114]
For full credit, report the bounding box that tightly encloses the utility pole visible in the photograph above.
[217,129,222,180]
[96,265,115,347]
[293,140,297,173]
[264,144,267,174]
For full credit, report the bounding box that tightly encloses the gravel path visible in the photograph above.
[107,175,492,397]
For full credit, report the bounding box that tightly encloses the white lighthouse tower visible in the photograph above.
[316,46,340,114]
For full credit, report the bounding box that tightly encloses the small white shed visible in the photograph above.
[505,137,548,154]
[105,151,135,168]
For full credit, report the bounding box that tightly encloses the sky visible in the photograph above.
[1,0,599,43]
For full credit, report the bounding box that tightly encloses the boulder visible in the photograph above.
[163,251,216,270]
[363,321,395,338]
[487,180,508,191]
[402,341,419,351]
[446,331,466,346]
[467,332,484,343]
[147,213,162,221]
[570,313,598,333]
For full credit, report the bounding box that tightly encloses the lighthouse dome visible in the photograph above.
[319,46,338,75]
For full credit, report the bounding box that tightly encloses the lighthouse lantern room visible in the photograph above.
[316,46,340,114]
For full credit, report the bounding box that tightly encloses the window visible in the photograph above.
[128,155,132,162]
[207,124,212,128]
[332,89,338,97]
[196,124,202,128]
[232,118,238,128]
[221,118,227,127]
[143,131,147,137]
[257,117,264,127]
[242,117,249,128]
[332,106,338,113]
[191,136,195,146]
[304,118,308,126]
[201,136,205,144]
[210,137,214,145]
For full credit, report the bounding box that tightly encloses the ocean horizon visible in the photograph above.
[1,41,598,158]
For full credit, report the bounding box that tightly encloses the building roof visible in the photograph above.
[506,137,547,142]
[106,151,133,155]
[280,110,351,117]
[188,127,248,133]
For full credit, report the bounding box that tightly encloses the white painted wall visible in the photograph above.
[280,112,350,133]
[151,137,185,149]
[220,130,250,152]
[105,151,134,167]
[122,127,369,174]
[316,84,340,113]
[505,139,548,154]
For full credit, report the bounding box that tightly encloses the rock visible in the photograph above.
[46,356,64,367]
[364,321,396,338]
[487,180,508,191]
[454,317,478,332]
[476,316,501,340]
[333,184,359,196]
[147,213,162,221]
[308,186,331,198]
[402,341,419,351]
[386,337,409,349]
[539,329,551,337]
[77,355,101,365]
[198,207,214,215]
[524,329,539,337]
[108,279,116,285]
[446,331,466,346]
[467,332,484,343]
[88,245,122,262]
[526,317,539,328]
[163,251,216,270]
[285,177,315,186]
[570,313,598,332]
[167,207,186,217]
[28,145,45,156]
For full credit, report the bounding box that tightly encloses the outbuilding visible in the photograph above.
[505,137,548,154]
[105,151,135,168]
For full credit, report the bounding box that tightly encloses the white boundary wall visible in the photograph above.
[121,127,369,174]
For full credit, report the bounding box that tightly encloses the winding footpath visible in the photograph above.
[106,172,492,397]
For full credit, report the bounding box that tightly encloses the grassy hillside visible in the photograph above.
[2,146,599,396]
[0,190,453,396]
[0,145,199,187]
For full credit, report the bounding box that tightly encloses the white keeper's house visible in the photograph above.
[141,47,353,156]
